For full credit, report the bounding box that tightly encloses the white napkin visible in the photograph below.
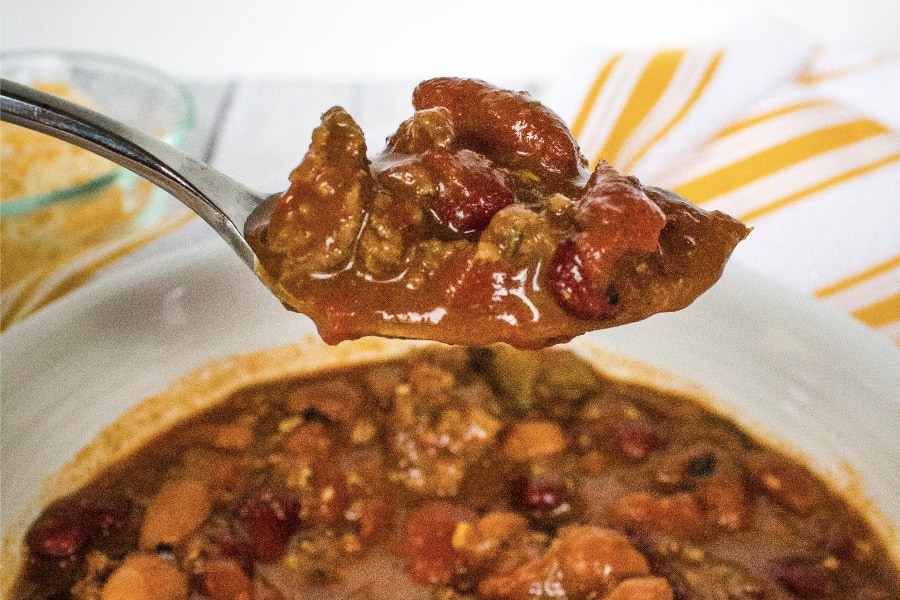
[542,24,900,343]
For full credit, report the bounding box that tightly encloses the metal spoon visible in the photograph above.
[0,78,278,268]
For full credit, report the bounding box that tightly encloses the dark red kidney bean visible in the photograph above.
[422,149,515,237]
[615,420,666,460]
[509,471,577,528]
[772,558,837,599]
[26,489,133,559]
[546,240,621,320]
[79,489,134,538]
[239,488,302,562]
[825,516,873,563]
[27,514,88,559]
[576,163,666,260]
[413,77,588,187]
[23,551,83,596]
[205,524,253,571]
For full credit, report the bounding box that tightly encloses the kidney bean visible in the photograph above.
[547,239,621,320]
[615,420,666,460]
[575,163,666,265]
[509,470,578,529]
[26,489,135,559]
[26,514,88,559]
[421,149,515,237]
[204,524,253,570]
[81,489,135,538]
[238,488,302,562]
[413,77,588,187]
[772,558,837,598]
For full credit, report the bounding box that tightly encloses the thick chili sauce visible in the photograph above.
[246,78,750,349]
[12,345,898,599]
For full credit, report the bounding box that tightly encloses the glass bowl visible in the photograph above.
[0,50,195,286]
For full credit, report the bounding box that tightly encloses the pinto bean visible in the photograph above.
[139,478,211,550]
[612,492,708,540]
[479,526,649,600]
[201,558,252,600]
[101,553,187,600]
[556,526,651,591]
[605,577,674,600]
[502,420,567,461]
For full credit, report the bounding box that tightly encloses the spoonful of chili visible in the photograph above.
[1,77,749,349]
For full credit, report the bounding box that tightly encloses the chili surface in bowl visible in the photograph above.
[6,337,897,600]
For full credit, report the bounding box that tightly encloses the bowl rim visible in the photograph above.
[0,49,196,217]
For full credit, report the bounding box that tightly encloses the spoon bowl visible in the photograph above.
[1,78,277,269]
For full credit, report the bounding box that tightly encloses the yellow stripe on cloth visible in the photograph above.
[672,119,891,205]
[571,53,623,140]
[812,254,900,338]
[556,40,899,343]
[816,254,900,298]
[621,51,723,172]
[570,50,724,172]
[713,99,833,139]
[853,293,900,329]
[738,151,900,221]
[797,53,892,85]
[593,50,685,167]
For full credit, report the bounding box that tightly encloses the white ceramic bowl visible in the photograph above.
[2,239,898,589]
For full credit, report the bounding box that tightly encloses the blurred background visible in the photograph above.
[3,0,899,81]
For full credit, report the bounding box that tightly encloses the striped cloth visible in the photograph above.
[543,26,900,344]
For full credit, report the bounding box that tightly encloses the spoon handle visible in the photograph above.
[1,78,267,267]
